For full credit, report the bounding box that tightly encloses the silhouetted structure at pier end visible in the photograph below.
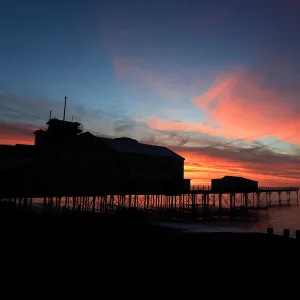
[0,117,190,197]
[211,176,258,193]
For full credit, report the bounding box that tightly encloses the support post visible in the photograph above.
[92,196,96,213]
[267,227,273,236]
[244,193,248,209]
[283,229,290,239]
[278,191,282,206]
[256,192,260,208]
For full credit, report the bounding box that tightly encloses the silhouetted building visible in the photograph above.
[1,118,190,196]
[211,176,258,193]
[34,118,83,148]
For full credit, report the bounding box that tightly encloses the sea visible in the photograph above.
[27,193,300,238]
[153,205,300,238]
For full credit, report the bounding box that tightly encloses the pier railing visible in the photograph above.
[190,185,299,192]
[259,187,299,192]
[190,185,211,191]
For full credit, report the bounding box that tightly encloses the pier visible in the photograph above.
[1,114,298,219]
[1,186,298,218]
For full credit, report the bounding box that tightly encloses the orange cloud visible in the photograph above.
[192,72,300,144]
[0,123,36,145]
[135,69,300,154]
[135,71,300,146]
[124,68,300,186]
[176,150,300,187]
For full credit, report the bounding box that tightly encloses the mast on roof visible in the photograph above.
[63,96,67,121]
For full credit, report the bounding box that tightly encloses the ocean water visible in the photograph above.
[154,205,300,238]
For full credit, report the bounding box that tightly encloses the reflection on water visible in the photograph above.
[155,205,300,238]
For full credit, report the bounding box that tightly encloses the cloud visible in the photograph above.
[182,153,300,186]
[112,118,141,138]
[133,117,300,185]
[2,105,299,186]
[170,142,300,186]
[0,91,84,145]
[133,63,300,147]
[109,51,300,186]
[172,142,300,166]
[0,91,52,123]
[0,90,107,126]
[0,122,40,145]
[136,116,300,165]
[0,90,89,126]
[135,117,217,134]
[192,71,300,145]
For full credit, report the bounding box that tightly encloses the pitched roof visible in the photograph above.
[222,176,257,182]
[77,132,183,158]
[99,137,184,159]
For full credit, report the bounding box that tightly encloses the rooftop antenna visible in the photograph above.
[49,110,52,120]
[63,96,67,121]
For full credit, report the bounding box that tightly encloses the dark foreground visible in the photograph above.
[1,208,300,297]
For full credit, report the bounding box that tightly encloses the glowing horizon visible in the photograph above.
[1,122,299,187]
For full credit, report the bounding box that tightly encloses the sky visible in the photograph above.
[1,0,300,186]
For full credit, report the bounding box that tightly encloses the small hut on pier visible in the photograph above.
[211,176,258,193]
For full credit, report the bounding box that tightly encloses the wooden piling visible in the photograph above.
[218,194,222,213]
[267,227,273,236]
[283,229,290,238]
[92,196,96,213]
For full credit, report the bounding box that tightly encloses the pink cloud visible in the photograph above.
[192,71,300,144]
[178,150,300,186]
[0,122,38,145]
